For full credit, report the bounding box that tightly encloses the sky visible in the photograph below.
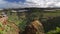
[0,0,60,8]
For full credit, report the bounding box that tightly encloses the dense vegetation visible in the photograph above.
[47,27,60,34]
[0,8,60,34]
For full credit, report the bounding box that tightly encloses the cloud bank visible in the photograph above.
[0,0,60,8]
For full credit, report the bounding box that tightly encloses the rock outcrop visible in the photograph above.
[22,20,45,34]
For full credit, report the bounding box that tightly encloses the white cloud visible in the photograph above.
[24,0,60,7]
[0,0,60,8]
[55,2,60,7]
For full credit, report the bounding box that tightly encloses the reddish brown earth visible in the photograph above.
[0,16,20,34]
[6,22,20,34]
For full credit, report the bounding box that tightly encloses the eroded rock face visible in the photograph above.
[22,20,45,34]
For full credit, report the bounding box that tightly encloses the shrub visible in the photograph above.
[46,27,60,34]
